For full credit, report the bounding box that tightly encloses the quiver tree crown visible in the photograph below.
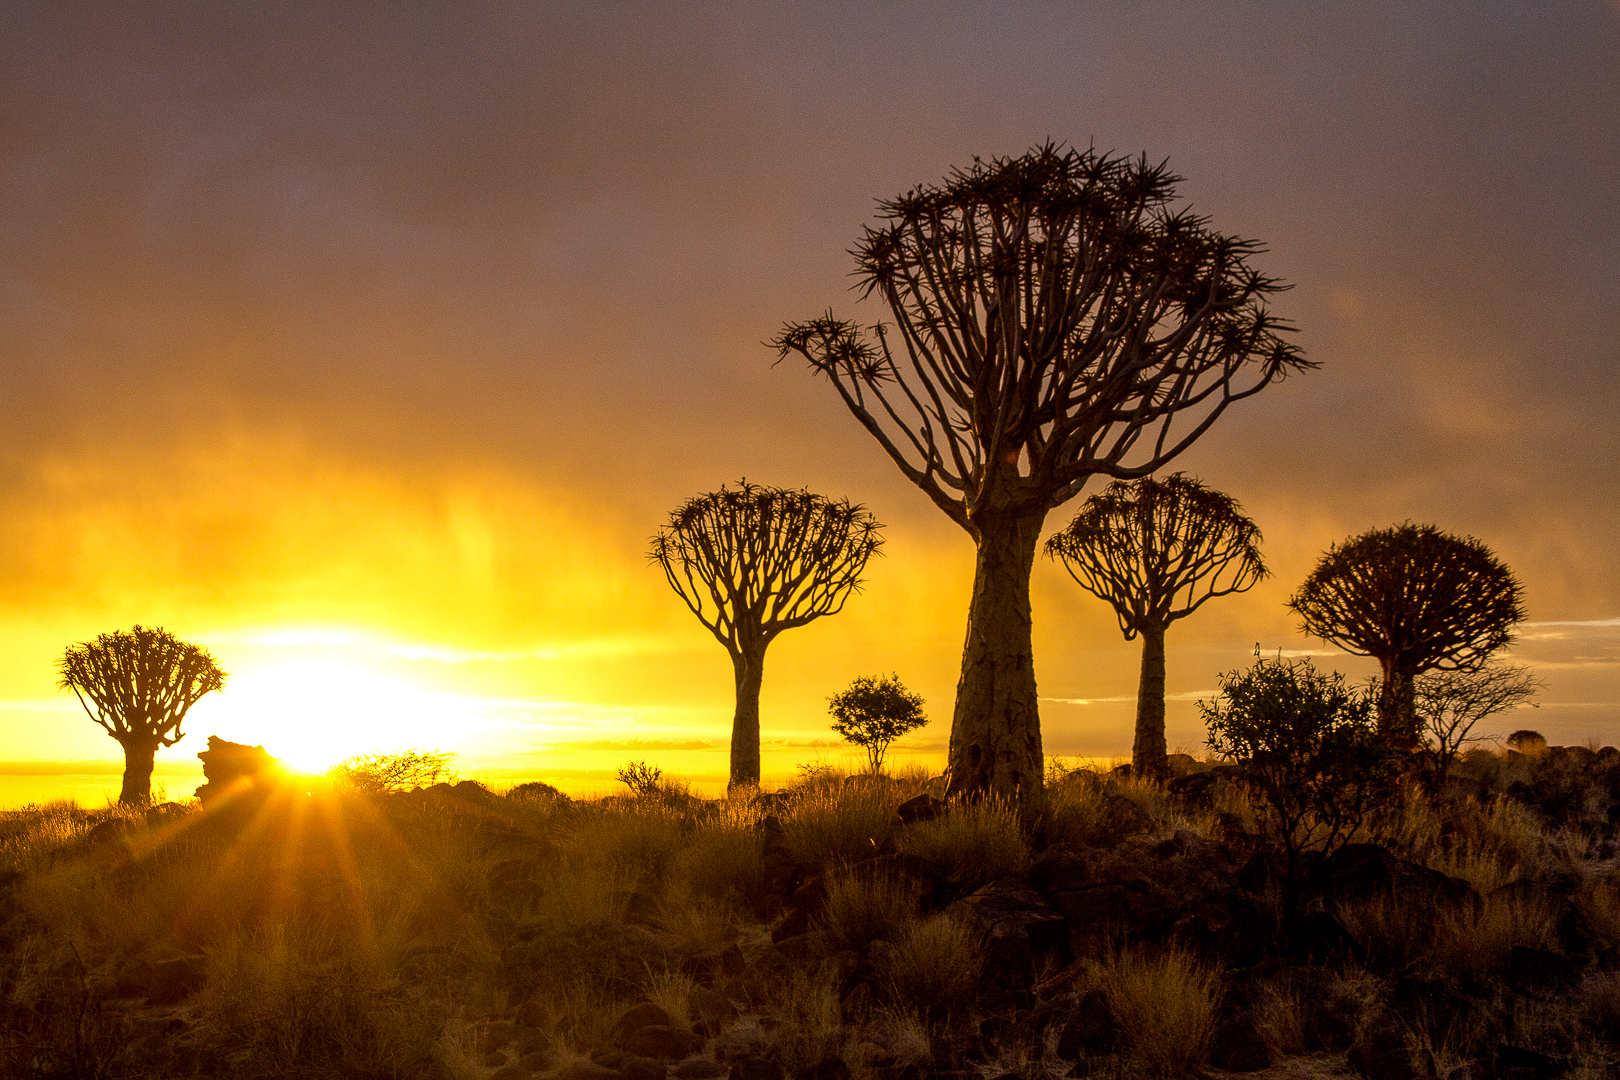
[1044,473,1267,637]
[1287,523,1526,746]
[650,480,883,787]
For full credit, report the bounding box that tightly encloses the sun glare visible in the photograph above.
[211,658,467,773]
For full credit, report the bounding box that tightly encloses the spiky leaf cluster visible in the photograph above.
[58,625,227,746]
[773,143,1311,533]
[649,480,883,657]
[1045,473,1266,638]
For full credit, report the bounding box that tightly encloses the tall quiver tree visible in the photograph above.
[774,145,1310,810]
[1287,523,1525,749]
[651,480,883,788]
[1046,474,1267,781]
[59,625,227,805]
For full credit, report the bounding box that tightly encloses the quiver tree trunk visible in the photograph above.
[730,647,766,789]
[946,508,1046,812]
[1377,663,1420,751]
[1134,623,1169,782]
[118,736,160,806]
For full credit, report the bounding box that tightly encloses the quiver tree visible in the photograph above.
[1045,473,1266,781]
[651,480,883,788]
[774,144,1309,809]
[59,625,227,805]
[1287,524,1525,749]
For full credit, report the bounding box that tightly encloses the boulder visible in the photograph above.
[619,1025,704,1061]
[895,794,945,824]
[1508,946,1582,999]
[195,736,282,804]
[1208,1010,1271,1072]
[611,1002,672,1043]
[946,877,1069,977]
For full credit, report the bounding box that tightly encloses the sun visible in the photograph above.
[206,657,464,774]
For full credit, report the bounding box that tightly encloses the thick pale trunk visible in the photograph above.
[729,647,766,789]
[945,509,1046,812]
[1377,660,1420,750]
[1133,622,1168,782]
[118,737,159,806]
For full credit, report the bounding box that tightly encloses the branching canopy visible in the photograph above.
[1415,663,1541,769]
[649,480,883,657]
[829,673,928,773]
[58,625,227,747]
[1044,473,1266,637]
[773,144,1311,534]
[1288,524,1525,676]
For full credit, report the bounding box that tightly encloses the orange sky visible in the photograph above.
[2,2,1618,802]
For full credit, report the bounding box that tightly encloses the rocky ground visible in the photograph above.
[0,746,1617,1079]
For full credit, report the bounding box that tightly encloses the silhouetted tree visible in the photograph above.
[1415,663,1541,786]
[59,625,227,805]
[829,674,928,774]
[1046,474,1266,781]
[1288,524,1525,749]
[651,480,883,788]
[775,145,1308,809]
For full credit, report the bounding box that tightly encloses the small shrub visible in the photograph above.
[1506,730,1547,755]
[615,760,664,799]
[881,914,982,1019]
[1100,944,1221,1075]
[328,749,456,793]
[1202,654,1397,894]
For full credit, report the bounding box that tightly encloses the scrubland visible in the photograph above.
[1,746,1618,1080]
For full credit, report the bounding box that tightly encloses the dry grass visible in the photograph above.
[1338,887,1556,984]
[892,795,1028,883]
[879,914,982,1020]
[820,868,921,949]
[1099,945,1221,1076]
[781,780,907,867]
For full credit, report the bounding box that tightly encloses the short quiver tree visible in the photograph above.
[775,144,1310,811]
[59,625,227,805]
[1288,524,1525,749]
[651,480,883,788]
[829,674,927,774]
[1045,474,1266,781]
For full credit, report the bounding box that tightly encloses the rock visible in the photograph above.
[674,1059,726,1079]
[771,908,811,943]
[1208,1011,1271,1072]
[1347,1012,1418,1080]
[683,943,747,985]
[806,1057,850,1080]
[1101,793,1152,836]
[1326,843,1479,914]
[688,985,738,1035]
[565,1061,624,1080]
[729,1056,784,1080]
[1494,1045,1572,1080]
[613,1002,673,1042]
[1055,989,1118,1057]
[1508,946,1582,999]
[1288,909,1364,963]
[86,818,131,845]
[490,1067,534,1080]
[195,736,282,804]
[895,794,945,823]
[1166,771,1216,799]
[1027,846,1090,894]
[946,877,1068,982]
[487,859,545,902]
[617,1054,666,1080]
[620,1026,704,1061]
[144,801,189,825]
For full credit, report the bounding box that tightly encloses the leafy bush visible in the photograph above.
[327,749,456,793]
[829,674,927,774]
[1202,655,1396,893]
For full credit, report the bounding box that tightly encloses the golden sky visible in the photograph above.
[2,2,1618,801]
